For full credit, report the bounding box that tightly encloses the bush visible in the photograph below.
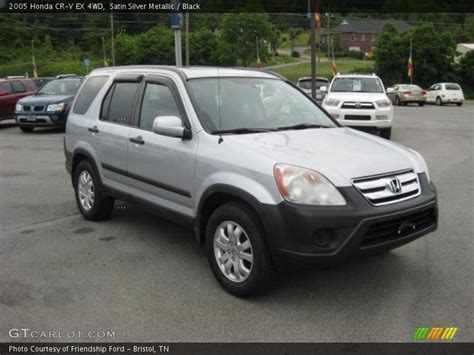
[291,50,301,58]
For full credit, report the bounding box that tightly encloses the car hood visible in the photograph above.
[325,92,388,102]
[18,94,73,105]
[226,128,423,187]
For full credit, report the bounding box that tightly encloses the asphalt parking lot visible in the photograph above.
[0,104,473,342]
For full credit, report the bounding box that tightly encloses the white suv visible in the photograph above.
[321,73,393,139]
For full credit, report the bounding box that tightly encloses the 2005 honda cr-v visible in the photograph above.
[65,66,438,297]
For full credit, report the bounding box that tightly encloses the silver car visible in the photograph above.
[65,66,438,297]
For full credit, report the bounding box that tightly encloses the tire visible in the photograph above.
[418,102,424,107]
[402,101,407,106]
[436,97,443,106]
[206,202,274,297]
[457,102,463,106]
[20,126,34,132]
[380,127,392,140]
[74,160,114,221]
[395,96,401,106]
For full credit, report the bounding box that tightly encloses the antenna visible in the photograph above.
[217,67,223,144]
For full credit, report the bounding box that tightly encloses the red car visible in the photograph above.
[0,78,38,121]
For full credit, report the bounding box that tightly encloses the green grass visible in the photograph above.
[270,59,374,82]
[263,55,303,66]
[279,31,310,49]
[0,59,105,77]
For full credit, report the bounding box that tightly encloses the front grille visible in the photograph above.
[345,115,371,120]
[360,208,436,249]
[23,106,31,112]
[34,106,45,112]
[341,101,375,109]
[352,169,421,206]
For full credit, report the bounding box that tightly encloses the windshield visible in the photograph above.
[37,79,80,96]
[298,79,329,90]
[331,77,384,93]
[445,84,461,90]
[187,77,337,133]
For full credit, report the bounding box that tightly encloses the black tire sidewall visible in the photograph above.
[205,202,272,297]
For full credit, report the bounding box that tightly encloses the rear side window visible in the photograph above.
[11,81,26,93]
[0,82,12,94]
[445,84,461,90]
[101,82,139,126]
[73,76,109,115]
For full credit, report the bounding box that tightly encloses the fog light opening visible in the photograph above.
[313,229,334,248]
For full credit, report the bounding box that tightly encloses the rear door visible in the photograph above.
[0,81,13,119]
[94,74,142,194]
[127,75,197,217]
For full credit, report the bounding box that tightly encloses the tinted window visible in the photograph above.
[298,79,329,90]
[73,76,109,115]
[445,84,461,90]
[139,83,181,130]
[102,82,139,125]
[11,81,26,93]
[0,82,12,94]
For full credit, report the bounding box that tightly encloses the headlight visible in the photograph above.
[376,99,391,108]
[408,148,430,182]
[47,102,66,112]
[15,104,22,111]
[323,98,340,107]
[274,164,346,205]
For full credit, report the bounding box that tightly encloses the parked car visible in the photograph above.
[321,73,393,139]
[386,84,426,106]
[426,83,464,106]
[15,77,82,132]
[0,78,38,121]
[65,66,438,297]
[296,77,330,101]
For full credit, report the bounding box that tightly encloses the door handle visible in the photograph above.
[130,136,145,145]
[88,126,99,133]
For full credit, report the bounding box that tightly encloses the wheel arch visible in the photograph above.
[70,148,101,186]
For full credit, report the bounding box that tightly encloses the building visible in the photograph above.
[321,19,411,53]
[456,43,474,62]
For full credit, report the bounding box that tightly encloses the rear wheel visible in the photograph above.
[380,127,392,140]
[436,96,443,106]
[206,202,274,297]
[74,160,114,221]
[19,126,34,132]
[457,102,463,106]
[418,102,424,107]
[395,96,401,106]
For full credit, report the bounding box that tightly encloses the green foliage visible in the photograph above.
[457,51,474,90]
[291,50,301,58]
[374,23,457,88]
[189,29,220,65]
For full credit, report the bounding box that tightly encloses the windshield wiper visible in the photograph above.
[211,127,276,135]
[277,123,329,131]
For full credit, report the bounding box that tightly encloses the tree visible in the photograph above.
[189,29,220,65]
[457,51,474,91]
[373,24,404,85]
[288,27,303,55]
[139,26,175,65]
[219,12,275,66]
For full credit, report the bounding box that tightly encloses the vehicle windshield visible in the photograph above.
[37,79,80,96]
[445,84,461,90]
[298,79,328,90]
[331,77,384,93]
[187,77,337,133]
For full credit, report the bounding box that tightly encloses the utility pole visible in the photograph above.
[185,12,190,66]
[409,37,413,84]
[171,0,182,66]
[110,13,116,67]
[101,36,108,67]
[310,0,317,99]
[31,39,37,78]
[326,13,331,60]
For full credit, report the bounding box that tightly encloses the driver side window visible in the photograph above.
[139,82,181,131]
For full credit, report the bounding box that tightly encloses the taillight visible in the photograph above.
[403,91,412,95]
[421,91,426,95]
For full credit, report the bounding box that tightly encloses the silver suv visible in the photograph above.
[65,66,438,297]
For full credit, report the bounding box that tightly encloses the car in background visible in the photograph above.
[15,77,82,132]
[386,84,426,106]
[31,77,54,89]
[0,78,38,121]
[426,83,464,106]
[296,77,330,101]
[321,73,393,139]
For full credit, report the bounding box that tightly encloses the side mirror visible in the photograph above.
[319,86,327,93]
[152,116,191,139]
[386,87,394,94]
[0,90,9,96]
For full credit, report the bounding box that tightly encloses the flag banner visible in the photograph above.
[408,55,413,77]
[332,60,338,76]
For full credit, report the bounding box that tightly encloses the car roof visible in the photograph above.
[90,66,281,80]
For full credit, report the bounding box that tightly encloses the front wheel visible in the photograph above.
[206,202,274,297]
[457,102,463,106]
[436,97,443,106]
[74,160,114,221]
[380,127,392,140]
[418,102,424,107]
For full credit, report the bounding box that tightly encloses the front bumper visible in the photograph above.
[264,173,438,265]
[323,106,393,129]
[15,111,67,127]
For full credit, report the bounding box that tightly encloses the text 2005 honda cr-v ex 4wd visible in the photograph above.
[64,66,438,297]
